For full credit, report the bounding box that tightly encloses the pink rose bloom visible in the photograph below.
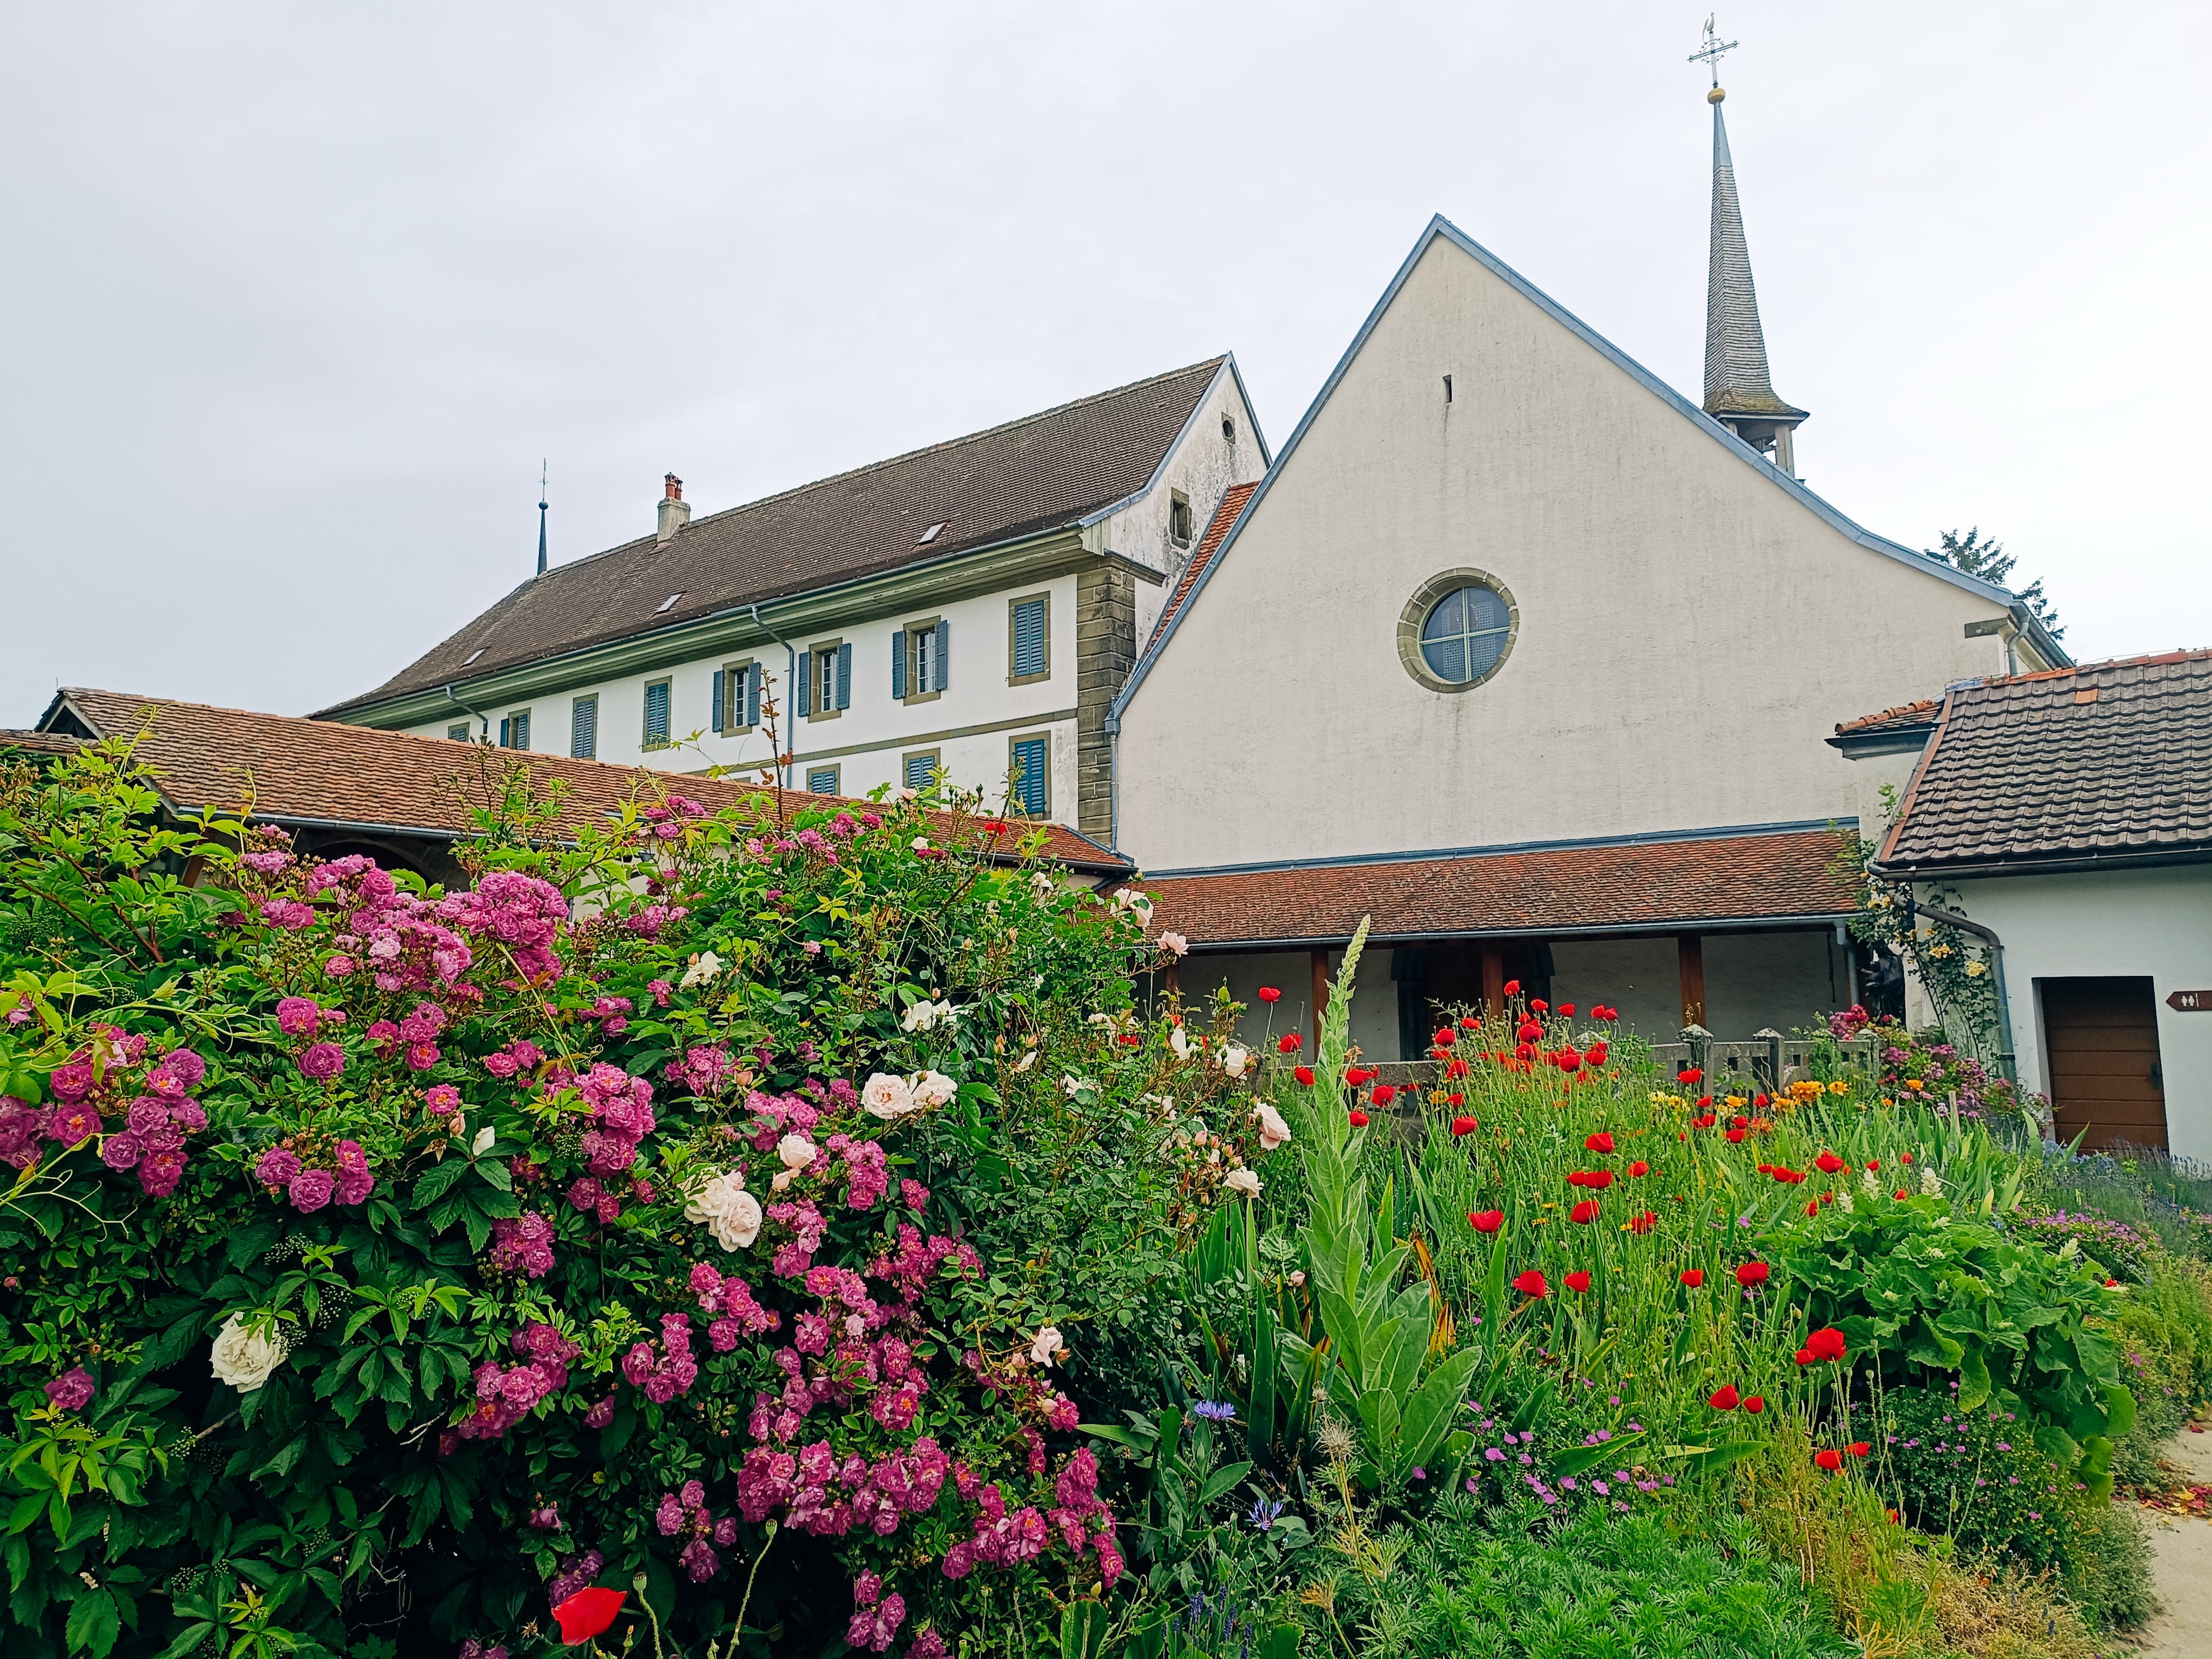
[138,1146,185,1197]
[100,1132,143,1171]
[44,1367,95,1412]
[289,1168,336,1212]
[296,1043,345,1082]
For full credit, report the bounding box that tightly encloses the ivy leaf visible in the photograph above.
[65,1586,120,1657]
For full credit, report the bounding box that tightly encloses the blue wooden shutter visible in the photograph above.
[891,629,907,699]
[711,668,725,733]
[835,642,852,710]
[1013,599,1046,677]
[905,752,933,792]
[745,663,761,728]
[1012,736,1048,815]
[498,716,511,748]
[644,682,670,745]
[797,651,813,716]
[934,619,950,691]
[570,697,596,759]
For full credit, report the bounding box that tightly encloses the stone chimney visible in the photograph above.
[657,474,691,543]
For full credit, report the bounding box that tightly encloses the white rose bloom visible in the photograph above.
[862,1073,918,1119]
[912,837,931,852]
[678,951,725,990]
[1062,1075,1096,1098]
[897,786,918,801]
[1223,1168,1262,1199]
[1251,1101,1292,1152]
[470,1125,496,1156]
[684,1169,763,1250]
[1221,1044,1250,1078]
[1158,931,1189,957]
[778,1134,818,1172]
[913,1070,958,1108]
[1013,1049,1038,1073]
[1029,1326,1066,1367]
[901,1000,938,1033]
[1032,872,1056,895]
[210,1314,285,1393]
[1169,1025,1192,1060]
[1113,889,1154,925]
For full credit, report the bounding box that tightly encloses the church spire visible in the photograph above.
[1690,19,1807,474]
[536,460,549,576]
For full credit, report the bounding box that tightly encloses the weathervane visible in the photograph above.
[1689,14,1738,96]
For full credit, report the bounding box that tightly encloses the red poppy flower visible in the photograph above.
[1627,1160,1648,1177]
[1628,1211,1657,1234]
[1469,1209,1504,1234]
[982,819,1010,835]
[1584,1130,1615,1155]
[1434,1027,1456,1048]
[1752,1093,1770,1109]
[1690,1112,1717,1129]
[1292,1065,1315,1087]
[1565,1270,1591,1293]
[1680,1269,1705,1288]
[1804,1327,1847,1363]
[1901,1152,1913,1164]
[1451,1115,1477,1137]
[1557,1002,1575,1017]
[1597,1005,1617,1021]
[1735,1262,1769,1288]
[1814,1449,1843,1473]
[1556,1050,1581,1073]
[1896,1190,1908,1201]
[554,1587,627,1646]
[1795,1347,1816,1365]
[1678,1068,1703,1085]
[1586,1044,1609,1067]
[1118,1033,1142,1046]
[1373,1085,1396,1105]
[1866,1159,1880,1171]
[1278,1033,1301,1054]
[1515,1042,1536,1063]
[1744,1395,1765,1414]
[1459,1015,1482,1030]
[1530,999,1548,1013]
[1347,1108,1369,1128]
[1815,1151,1847,1175]
[1515,1020,1542,1043]
[1446,1058,1470,1079]
[1846,1441,1870,1458]
[1804,1200,1819,1217]
[1502,979,1521,995]
[1447,1092,1465,1107]
[1257,986,1282,1003]
[1513,1269,1548,1298]
[1725,1127,1748,1144]
[1708,1385,1741,1411]
[1569,1200,1601,1225]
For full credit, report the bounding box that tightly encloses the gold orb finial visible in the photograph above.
[1708,85,1726,104]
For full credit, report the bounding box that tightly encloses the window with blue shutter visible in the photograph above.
[934,618,950,691]
[891,628,906,699]
[447,723,470,743]
[745,662,761,728]
[903,751,938,792]
[570,696,597,759]
[796,651,813,717]
[710,668,725,733]
[835,642,852,709]
[500,710,530,750]
[1010,596,1048,681]
[1009,735,1049,816]
[643,680,671,746]
[807,765,840,794]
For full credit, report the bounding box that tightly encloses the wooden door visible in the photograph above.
[2040,977,2168,1150]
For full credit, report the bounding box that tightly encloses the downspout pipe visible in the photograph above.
[1914,894,2020,1089]
[442,685,490,743]
[1103,711,1120,853]
[746,604,797,788]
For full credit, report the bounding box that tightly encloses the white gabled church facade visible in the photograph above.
[1112,195,2062,1057]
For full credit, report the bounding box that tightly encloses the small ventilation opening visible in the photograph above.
[1222,414,1235,443]
[1443,374,1453,404]
[917,522,947,547]
[655,593,684,615]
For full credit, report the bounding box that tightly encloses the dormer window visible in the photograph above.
[1169,491,1192,547]
[655,592,684,615]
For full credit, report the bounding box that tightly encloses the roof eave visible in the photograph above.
[1872,846,2212,882]
[1170,910,1860,952]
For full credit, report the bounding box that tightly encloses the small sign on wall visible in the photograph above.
[2169,989,2212,1013]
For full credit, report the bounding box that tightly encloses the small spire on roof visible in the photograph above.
[1689,18,1808,474]
[536,459,549,576]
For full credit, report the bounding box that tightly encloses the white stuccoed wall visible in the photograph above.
[1117,232,2018,873]
[1945,866,2212,1159]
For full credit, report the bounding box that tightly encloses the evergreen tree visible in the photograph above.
[1927,527,2065,640]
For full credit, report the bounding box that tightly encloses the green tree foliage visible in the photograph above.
[1926,527,2065,641]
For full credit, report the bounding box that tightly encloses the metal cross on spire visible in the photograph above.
[1688,14,1738,89]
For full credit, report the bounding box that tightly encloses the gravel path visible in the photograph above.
[2123,1427,2212,1657]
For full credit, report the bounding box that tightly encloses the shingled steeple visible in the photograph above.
[1694,24,1807,475]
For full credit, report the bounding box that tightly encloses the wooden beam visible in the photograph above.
[1678,934,1707,1028]
[1481,940,1505,1018]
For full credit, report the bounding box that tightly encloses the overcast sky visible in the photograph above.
[5,3,2207,726]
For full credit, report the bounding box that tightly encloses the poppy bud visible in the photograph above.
[1468,1209,1504,1234]
[1565,1270,1590,1293]
[1257,987,1282,1003]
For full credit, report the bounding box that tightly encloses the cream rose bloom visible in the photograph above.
[1220,1043,1250,1078]
[1224,1168,1262,1199]
[773,1134,818,1191]
[1169,1024,1193,1060]
[678,950,725,990]
[1029,1326,1066,1367]
[1158,931,1189,957]
[862,1073,917,1119]
[684,1169,762,1251]
[1251,1101,1292,1152]
[913,1070,958,1109]
[210,1313,285,1393]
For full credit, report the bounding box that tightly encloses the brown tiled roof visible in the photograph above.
[1140,828,1860,947]
[31,690,1131,875]
[1148,481,1256,649]
[1876,649,2212,876]
[1833,698,1941,737]
[318,359,1228,717]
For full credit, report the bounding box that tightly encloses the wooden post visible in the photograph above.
[1162,961,1180,1000]
[1480,940,1505,1019]
[1677,934,1706,1028]
[1311,949,1330,1050]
